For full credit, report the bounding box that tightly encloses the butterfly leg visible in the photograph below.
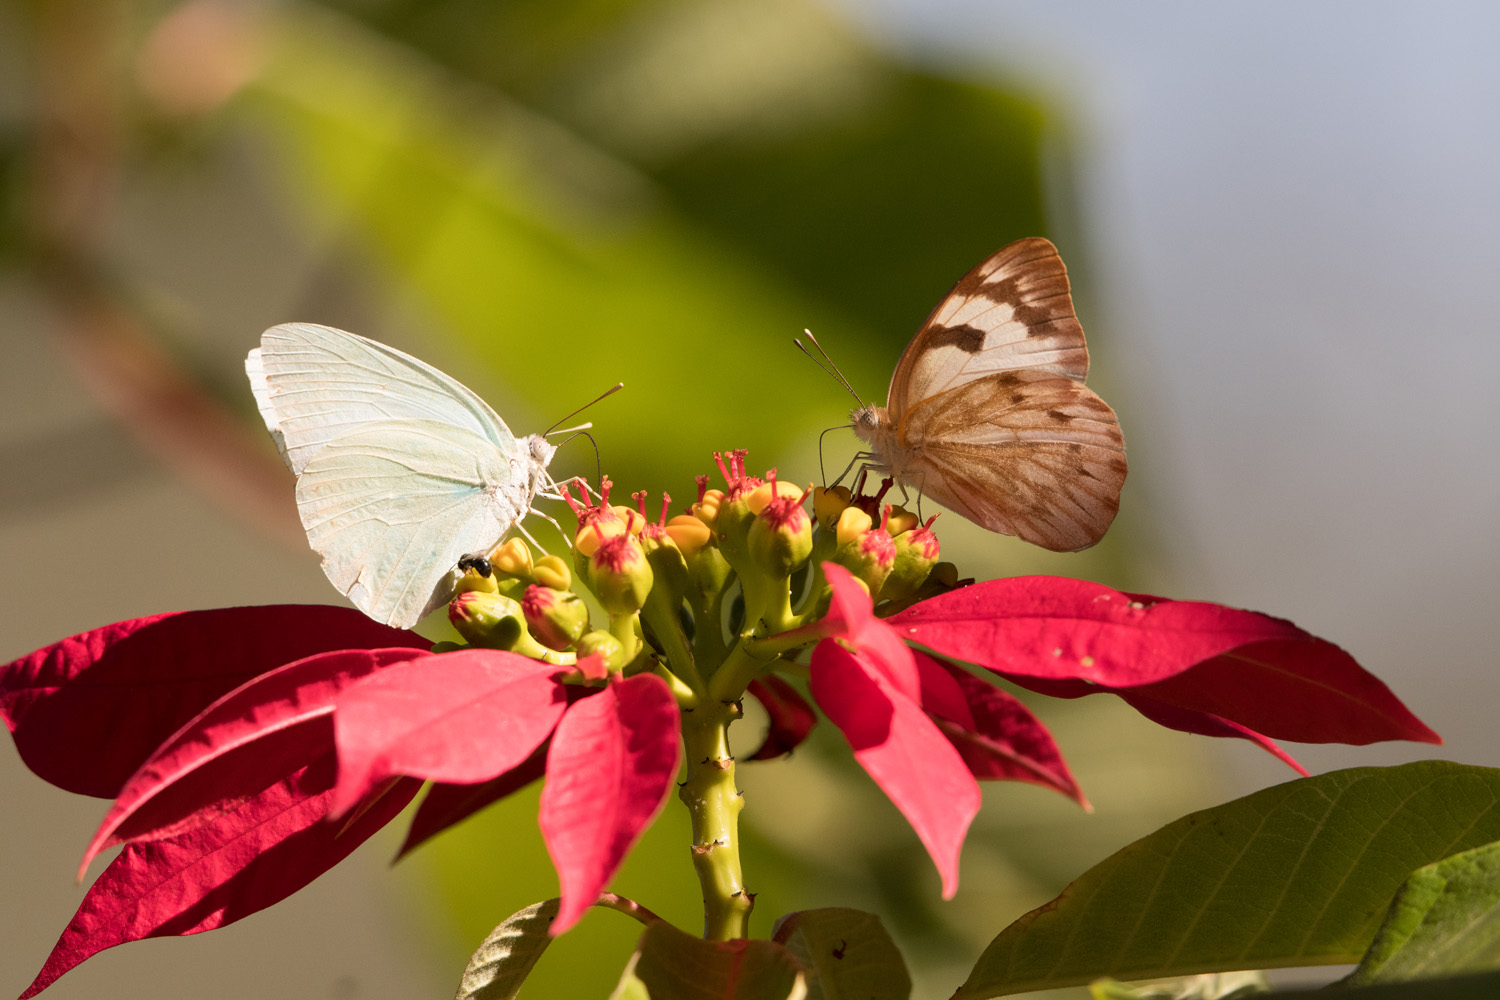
[527,505,575,549]
[829,450,882,489]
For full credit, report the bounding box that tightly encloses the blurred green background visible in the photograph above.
[11,1,1491,998]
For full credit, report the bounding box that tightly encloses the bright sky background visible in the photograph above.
[838,0,1500,782]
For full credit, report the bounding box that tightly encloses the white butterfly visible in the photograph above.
[246,323,556,629]
[848,237,1126,551]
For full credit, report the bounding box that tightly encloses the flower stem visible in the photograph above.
[678,692,752,940]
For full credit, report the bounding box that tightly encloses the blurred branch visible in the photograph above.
[22,0,303,546]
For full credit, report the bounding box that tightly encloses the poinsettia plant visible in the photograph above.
[2,446,1481,999]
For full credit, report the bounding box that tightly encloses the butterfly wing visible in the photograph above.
[895,370,1126,552]
[294,419,531,629]
[249,323,518,475]
[887,238,1089,418]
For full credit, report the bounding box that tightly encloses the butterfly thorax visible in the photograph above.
[850,404,914,475]
[520,434,557,498]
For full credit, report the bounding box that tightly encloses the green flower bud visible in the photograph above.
[745,477,813,578]
[878,511,942,605]
[449,590,528,650]
[708,450,764,571]
[522,584,590,651]
[577,629,627,675]
[587,532,654,615]
[831,516,896,596]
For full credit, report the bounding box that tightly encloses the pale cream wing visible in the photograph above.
[896,370,1126,551]
[888,238,1089,418]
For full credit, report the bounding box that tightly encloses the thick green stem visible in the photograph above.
[678,694,752,940]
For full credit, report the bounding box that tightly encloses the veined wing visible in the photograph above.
[250,323,518,475]
[888,238,1089,418]
[898,370,1126,551]
[294,420,527,629]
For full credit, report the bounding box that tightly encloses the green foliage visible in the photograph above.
[454,898,560,1000]
[956,762,1500,999]
[773,908,911,1000]
[1351,840,1500,984]
[629,920,805,999]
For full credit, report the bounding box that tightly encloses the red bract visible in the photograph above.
[396,745,549,859]
[0,605,427,797]
[20,754,421,999]
[540,673,682,934]
[81,646,433,875]
[810,640,979,899]
[887,576,1440,749]
[2,604,690,995]
[745,676,817,761]
[329,650,570,817]
[914,653,1086,807]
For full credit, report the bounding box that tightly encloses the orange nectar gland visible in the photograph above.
[532,554,571,591]
[522,584,590,651]
[690,475,725,528]
[745,472,813,578]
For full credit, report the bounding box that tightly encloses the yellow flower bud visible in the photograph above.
[453,566,499,596]
[884,504,920,537]
[490,537,533,578]
[835,506,873,547]
[813,485,852,530]
[533,554,572,591]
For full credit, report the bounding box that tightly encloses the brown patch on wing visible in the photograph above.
[924,323,987,354]
[887,237,1091,416]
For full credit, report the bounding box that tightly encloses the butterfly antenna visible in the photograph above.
[558,429,602,486]
[794,329,866,407]
[545,382,624,436]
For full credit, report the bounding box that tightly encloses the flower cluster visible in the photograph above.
[0,450,1439,997]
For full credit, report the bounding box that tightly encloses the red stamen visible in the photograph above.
[658,493,672,527]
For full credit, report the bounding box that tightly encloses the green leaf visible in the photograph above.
[1272,969,1500,998]
[610,960,654,1000]
[955,762,1500,999]
[1351,840,1500,983]
[454,898,560,1000]
[1087,973,1268,999]
[630,920,806,1000]
[772,907,910,1000]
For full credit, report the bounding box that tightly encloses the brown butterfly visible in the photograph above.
[844,237,1126,551]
